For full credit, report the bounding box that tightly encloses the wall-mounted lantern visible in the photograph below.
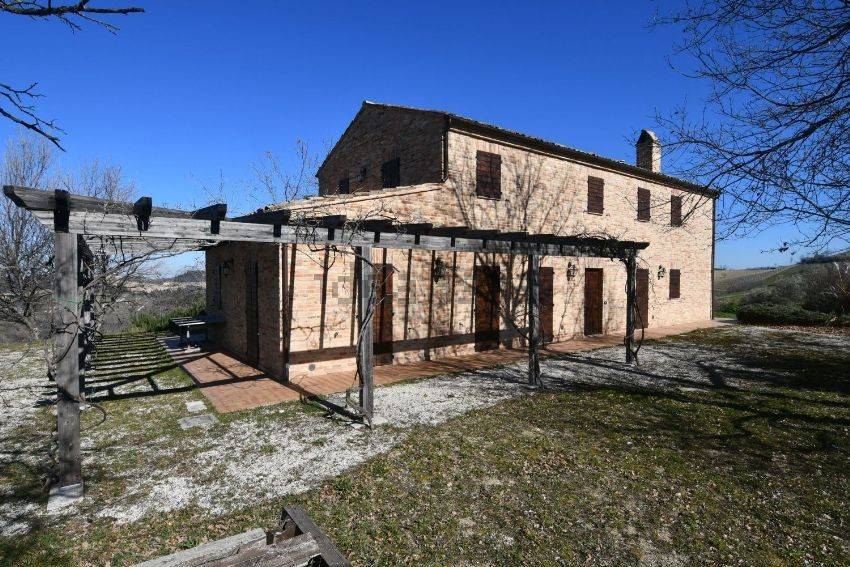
[432,257,447,282]
[566,261,578,281]
[657,265,666,280]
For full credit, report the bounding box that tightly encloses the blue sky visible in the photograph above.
[0,0,801,272]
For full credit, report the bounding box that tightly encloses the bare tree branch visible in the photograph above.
[0,1,145,147]
[654,0,850,253]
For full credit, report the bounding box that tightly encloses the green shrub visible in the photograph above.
[131,302,206,334]
[736,303,849,326]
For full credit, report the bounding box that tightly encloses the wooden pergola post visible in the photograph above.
[77,237,93,391]
[625,252,637,364]
[55,226,82,488]
[527,254,542,386]
[356,245,374,425]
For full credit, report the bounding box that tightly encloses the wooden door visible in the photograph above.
[374,264,394,366]
[474,264,500,351]
[584,268,603,336]
[635,268,649,330]
[245,261,260,366]
[540,267,554,343]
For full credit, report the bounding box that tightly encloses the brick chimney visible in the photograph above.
[636,129,661,172]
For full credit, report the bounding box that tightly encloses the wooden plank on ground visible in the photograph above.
[280,505,350,567]
[133,529,267,566]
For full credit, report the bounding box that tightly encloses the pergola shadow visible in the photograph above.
[4,184,650,490]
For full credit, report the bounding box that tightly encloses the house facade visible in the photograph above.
[205,102,717,381]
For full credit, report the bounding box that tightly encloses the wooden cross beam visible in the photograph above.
[234,209,292,224]
[392,222,433,234]
[302,215,347,229]
[427,226,469,237]
[9,187,650,258]
[191,203,227,221]
[357,219,395,232]
[500,231,529,240]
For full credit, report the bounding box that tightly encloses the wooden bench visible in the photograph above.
[170,315,224,348]
[134,505,349,566]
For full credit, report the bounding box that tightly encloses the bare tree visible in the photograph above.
[0,1,145,147]
[0,133,140,345]
[248,141,321,208]
[0,133,54,340]
[655,0,850,252]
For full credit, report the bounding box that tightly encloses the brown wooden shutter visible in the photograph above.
[587,176,604,214]
[669,269,681,299]
[637,188,650,221]
[476,151,501,199]
[490,153,501,198]
[381,158,400,189]
[671,195,682,226]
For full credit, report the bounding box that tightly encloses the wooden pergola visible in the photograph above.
[4,185,649,490]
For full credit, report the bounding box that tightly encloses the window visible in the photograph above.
[637,188,650,221]
[669,269,681,299]
[381,158,400,189]
[587,176,604,214]
[476,151,502,199]
[671,195,682,226]
[338,177,350,194]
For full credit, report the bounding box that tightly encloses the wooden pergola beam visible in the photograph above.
[8,187,651,258]
[500,231,529,240]
[357,219,395,232]
[83,236,214,255]
[392,222,433,234]
[1,185,656,488]
[191,203,227,221]
[426,226,469,237]
[302,214,347,229]
[234,209,292,225]
[26,209,647,259]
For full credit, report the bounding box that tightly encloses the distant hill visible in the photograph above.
[714,255,848,312]
[170,269,205,283]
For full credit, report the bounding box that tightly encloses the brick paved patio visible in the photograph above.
[164,319,727,413]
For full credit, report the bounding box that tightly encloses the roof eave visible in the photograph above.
[446,115,719,198]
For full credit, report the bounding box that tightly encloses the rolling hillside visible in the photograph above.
[714,253,849,314]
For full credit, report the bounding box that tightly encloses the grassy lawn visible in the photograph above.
[1,326,848,565]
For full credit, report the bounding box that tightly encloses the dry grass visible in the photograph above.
[1,325,848,565]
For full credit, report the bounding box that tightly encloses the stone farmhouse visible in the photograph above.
[205,102,717,381]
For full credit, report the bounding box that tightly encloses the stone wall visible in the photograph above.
[205,242,283,376]
[317,105,445,196]
[207,113,715,383]
[444,128,714,331]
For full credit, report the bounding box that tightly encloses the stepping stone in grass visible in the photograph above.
[186,400,207,413]
[178,414,218,430]
[47,482,84,513]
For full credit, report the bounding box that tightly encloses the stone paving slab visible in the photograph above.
[46,483,84,513]
[178,414,219,430]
